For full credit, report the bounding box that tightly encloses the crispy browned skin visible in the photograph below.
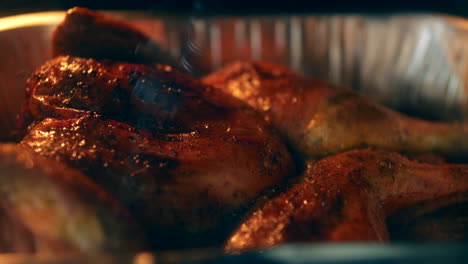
[52,7,174,65]
[225,149,468,251]
[21,114,293,249]
[0,143,146,254]
[203,61,468,160]
[18,56,248,134]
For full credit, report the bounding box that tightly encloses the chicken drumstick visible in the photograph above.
[203,61,468,161]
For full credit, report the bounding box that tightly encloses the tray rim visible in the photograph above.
[1,10,468,32]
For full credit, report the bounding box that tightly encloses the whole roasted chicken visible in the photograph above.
[14,7,295,251]
[203,61,468,161]
[18,55,294,249]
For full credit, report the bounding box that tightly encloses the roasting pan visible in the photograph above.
[0,10,467,263]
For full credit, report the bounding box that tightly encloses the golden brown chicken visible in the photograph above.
[17,56,257,134]
[0,143,145,254]
[225,149,468,251]
[10,6,466,253]
[203,61,468,161]
[18,56,295,249]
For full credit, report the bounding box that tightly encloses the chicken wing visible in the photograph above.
[203,61,468,161]
[225,149,468,251]
[0,143,145,254]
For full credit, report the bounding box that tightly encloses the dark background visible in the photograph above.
[1,0,468,17]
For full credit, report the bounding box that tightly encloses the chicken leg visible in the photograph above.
[225,148,468,251]
[203,61,468,161]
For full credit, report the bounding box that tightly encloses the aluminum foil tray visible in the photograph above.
[0,10,467,263]
[1,11,468,137]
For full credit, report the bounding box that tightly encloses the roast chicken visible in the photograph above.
[17,55,294,249]
[203,61,468,161]
[1,6,466,254]
[226,149,468,251]
[0,143,145,254]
